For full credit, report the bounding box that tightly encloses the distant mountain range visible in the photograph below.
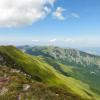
[0,45,100,100]
[17,45,100,55]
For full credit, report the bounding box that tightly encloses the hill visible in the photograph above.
[18,46,100,97]
[0,46,100,100]
[0,65,84,100]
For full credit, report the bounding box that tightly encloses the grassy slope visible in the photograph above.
[24,46,100,97]
[52,60,100,95]
[44,57,100,99]
[0,66,84,100]
[0,46,99,100]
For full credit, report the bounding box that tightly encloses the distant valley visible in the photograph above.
[79,47,100,56]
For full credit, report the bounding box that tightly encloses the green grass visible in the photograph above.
[0,46,100,99]
[0,66,85,100]
[23,46,100,99]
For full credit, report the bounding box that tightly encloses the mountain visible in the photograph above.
[24,46,100,67]
[18,46,100,98]
[0,46,100,100]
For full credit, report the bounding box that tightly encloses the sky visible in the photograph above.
[0,0,100,47]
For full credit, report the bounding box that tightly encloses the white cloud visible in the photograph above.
[71,13,80,18]
[53,7,66,20]
[50,38,57,42]
[32,39,40,42]
[64,38,75,43]
[0,0,55,27]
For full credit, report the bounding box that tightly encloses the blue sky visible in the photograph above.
[0,0,100,47]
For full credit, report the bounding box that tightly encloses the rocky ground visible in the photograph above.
[0,65,81,100]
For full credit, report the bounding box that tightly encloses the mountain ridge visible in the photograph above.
[18,46,100,97]
[0,45,100,100]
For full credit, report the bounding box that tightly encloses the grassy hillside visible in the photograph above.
[0,46,100,100]
[0,66,83,100]
[18,46,100,99]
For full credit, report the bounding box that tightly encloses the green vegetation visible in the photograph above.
[0,46,100,100]
[0,66,84,100]
[24,46,100,92]
[22,46,100,99]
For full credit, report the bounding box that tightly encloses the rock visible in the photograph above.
[0,87,8,95]
[11,69,20,73]
[23,84,30,91]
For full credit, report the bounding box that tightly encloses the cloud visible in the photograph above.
[53,7,66,20]
[71,13,80,18]
[64,38,75,43]
[0,0,55,27]
[52,7,80,20]
[50,38,57,42]
[32,39,40,42]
